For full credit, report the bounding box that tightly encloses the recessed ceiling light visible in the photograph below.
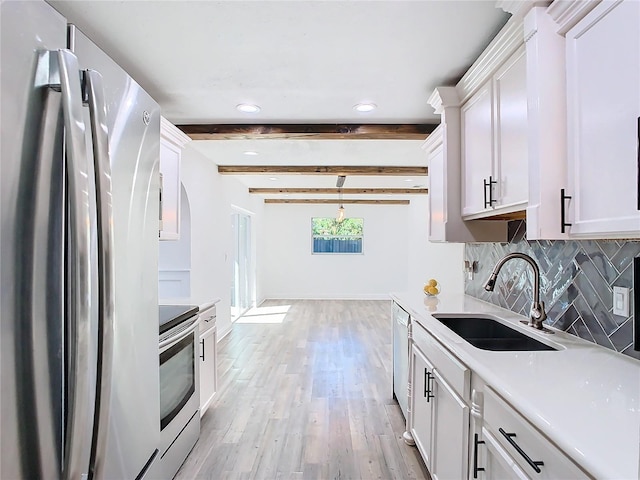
[243,151,259,156]
[236,103,261,113]
[269,177,278,181]
[404,178,413,182]
[353,103,377,113]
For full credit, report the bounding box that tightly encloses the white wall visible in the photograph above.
[174,145,463,331]
[406,196,465,295]
[260,196,464,299]
[178,145,263,339]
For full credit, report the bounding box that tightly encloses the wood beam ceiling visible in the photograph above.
[249,187,428,195]
[218,165,427,176]
[178,123,437,140]
[264,199,410,205]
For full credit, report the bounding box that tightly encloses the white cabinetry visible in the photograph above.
[431,369,470,480]
[562,0,640,237]
[424,94,506,242]
[160,117,190,240]
[461,83,494,217]
[198,304,217,416]
[460,46,528,219]
[408,321,470,479]
[472,387,589,479]
[410,345,434,468]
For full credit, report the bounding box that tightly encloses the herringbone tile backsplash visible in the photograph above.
[465,221,639,360]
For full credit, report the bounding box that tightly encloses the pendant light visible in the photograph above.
[336,175,346,223]
[337,192,345,223]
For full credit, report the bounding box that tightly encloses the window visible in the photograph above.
[311,217,363,254]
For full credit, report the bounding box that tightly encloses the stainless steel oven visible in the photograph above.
[158,307,201,479]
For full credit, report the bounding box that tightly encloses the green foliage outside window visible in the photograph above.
[311,217,363,236]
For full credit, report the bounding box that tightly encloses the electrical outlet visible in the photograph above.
[612,286,629,317]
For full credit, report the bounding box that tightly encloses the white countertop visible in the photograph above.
[159,297,221,312]
[391,291,640,480]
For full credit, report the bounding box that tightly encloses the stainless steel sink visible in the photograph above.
[433,315,557,351]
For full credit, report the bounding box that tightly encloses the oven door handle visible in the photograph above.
[159,317,200,350]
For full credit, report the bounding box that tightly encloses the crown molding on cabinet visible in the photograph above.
[428,87,461,115]
[496,0,551,18]
[161,116,191,147]
[455,18,525,103]
[546,0,602,35]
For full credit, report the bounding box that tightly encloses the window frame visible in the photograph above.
[310,217,364,255]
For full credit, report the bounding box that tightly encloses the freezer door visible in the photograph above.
[69,26,162,479]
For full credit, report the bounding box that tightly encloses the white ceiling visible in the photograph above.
[47,0,510,198]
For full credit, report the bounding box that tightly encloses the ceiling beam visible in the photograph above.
[264,199,410,205]
[177,123,437,140]
[249,187,428,195]
[218,165,428,176]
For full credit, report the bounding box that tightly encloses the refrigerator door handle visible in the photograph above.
[56,49,93,480]
[84,69,115,480]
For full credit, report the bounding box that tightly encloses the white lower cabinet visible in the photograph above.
[475,427,529,479]
[410,345,434,468]
[470,387,590,479]
[409,322,471,478]
[199,324,217,416]
[408,321,591,479]
[431,369,469,480]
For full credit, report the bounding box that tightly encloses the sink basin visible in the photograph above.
[433,315,557,351]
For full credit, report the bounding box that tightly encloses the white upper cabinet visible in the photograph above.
[461,83,494,217]
[160,117,191,240]
[423,102,506,243]
[562,0,640,237]
[494,48,529,211]
[524,6,569,240]
[460,45,529,219]
[449,10,531,221]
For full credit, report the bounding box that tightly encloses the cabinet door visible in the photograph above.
[199,327,217,416]
[431,369,469,480]
[475,427,529,480]
[461,83,494,217]
[494,47,528,211]
[565,0,640,236]
[410,345,434,469]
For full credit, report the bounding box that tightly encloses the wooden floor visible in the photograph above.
[175,299,430,480]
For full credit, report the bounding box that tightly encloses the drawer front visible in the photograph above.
[484,387,591,479]
[199,306,216,335]
[412,322,470,400]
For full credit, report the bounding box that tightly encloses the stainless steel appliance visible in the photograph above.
[1,1,161,478]
[392,302,411,419]
[158,305,201,480]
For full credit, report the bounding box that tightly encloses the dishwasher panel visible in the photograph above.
[392,302,411,419]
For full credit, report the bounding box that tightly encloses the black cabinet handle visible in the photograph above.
[200,338,205,361]
[425,371,435,402]
[484,176,497,208]
[499,428,544,473]
[423,369,435,401]
[560,188,572,233]
[637,117,640,210]
[473,433,485,478]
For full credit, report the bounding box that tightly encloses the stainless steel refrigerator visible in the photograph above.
[1,1,161,478]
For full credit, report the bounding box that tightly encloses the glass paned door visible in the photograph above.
[231,212,252,321]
